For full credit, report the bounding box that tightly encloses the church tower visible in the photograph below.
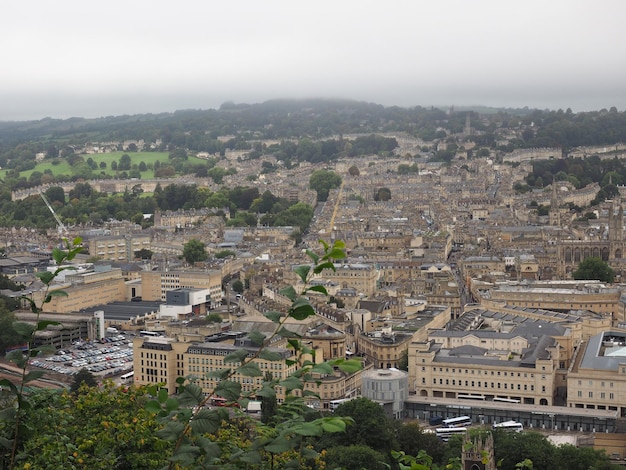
[609,194,623,260]
[464,113,472,136]
[549,182,560,226]
[461,433,496,470]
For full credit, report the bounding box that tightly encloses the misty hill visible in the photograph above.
[0,99,625,152]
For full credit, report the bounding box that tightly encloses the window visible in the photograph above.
[577,391,582,397]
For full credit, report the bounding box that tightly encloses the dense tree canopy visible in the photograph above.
[322,397,396,457]
[572,257,615,283]
[182,239,207,264]
[309,169,342,202]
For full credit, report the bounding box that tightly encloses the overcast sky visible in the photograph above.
[2,0,625,121]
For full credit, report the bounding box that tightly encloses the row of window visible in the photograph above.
[576,391,615,399]
[576,380,614,387]
[423,366,546,377]
[573,403,618,411]
[426,377,546,392]
[142,352,166,360]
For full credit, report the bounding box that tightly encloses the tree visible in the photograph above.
[214,249,235,259]
[536,204,549,216]
[395,422,445,464]
[273,202,314,232]
[70,368,97,394]
[309,169,342,202]
[118,154,132,171]
[206,313,222,323]
[182,239,207,264]
[397,348,408,371]
[0,305,21,353]
[45,145,58,159]
[45,186,65,205]
[348,165,360,176]
[323,397,396,456]
[134,248,153,260]
[17,383,170,469]
[493,430,555,470]
[324,445,388,470]
[260,371,278,424]
[572,257,615,283]
[168,148,187,160]
[232,279,244,294]
[374,187,392,201]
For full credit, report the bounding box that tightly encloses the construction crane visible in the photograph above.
[40,192,68,238]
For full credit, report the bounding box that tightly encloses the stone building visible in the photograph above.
[313,262,379,298]
[473,280,621,321]
[132,333,298,401]
[83,233,152,262]
[141,269,222,306]
[36,265,127,313]
[409,323,562,405]
[567,330,626,417]
[361,368,408,419]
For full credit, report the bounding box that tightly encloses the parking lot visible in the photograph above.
[30,335,133,379]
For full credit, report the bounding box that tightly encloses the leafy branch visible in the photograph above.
[0,237,83,469]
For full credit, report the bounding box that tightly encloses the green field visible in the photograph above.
[4,152,209,180]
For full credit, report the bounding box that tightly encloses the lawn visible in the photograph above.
[4,152,209,180]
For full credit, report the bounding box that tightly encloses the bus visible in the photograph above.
[211,397,239,408]
[139,330,162,338]
[458,394,485,401]
[329,398,355,411]
[435,427,467,441]
[492,397,521,404]
[442,416,472,428]
[429,415,444,426]
[120,371,134,384]
[492,421,523,432]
